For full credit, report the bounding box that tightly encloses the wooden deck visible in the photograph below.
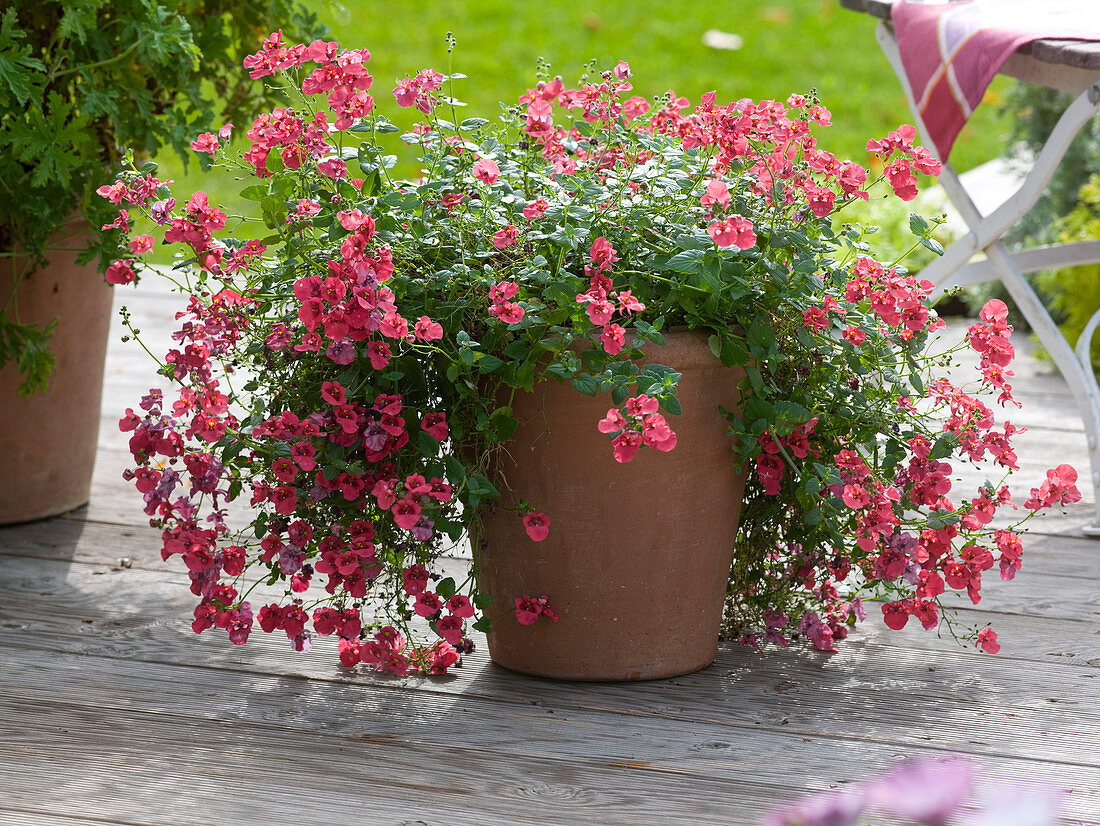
[2,284,1099,825]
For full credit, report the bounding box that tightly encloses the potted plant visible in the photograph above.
[0,1,323,523]
[106,33,1080,680]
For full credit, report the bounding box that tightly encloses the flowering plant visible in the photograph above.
[105,32,1079,675]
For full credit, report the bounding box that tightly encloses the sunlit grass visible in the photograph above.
[145,0,1014,261]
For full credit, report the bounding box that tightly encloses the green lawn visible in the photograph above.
[311,0,1011,172]
[148,0,1015,246]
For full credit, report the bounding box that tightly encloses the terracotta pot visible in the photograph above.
[477,330,747,681]
[0,225,113,523]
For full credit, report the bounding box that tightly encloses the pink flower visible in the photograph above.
[492,224,519,249]
[841,485,870,510]
[601,323,626,355]
[321,381,347,406]
[413,316,443,341]
[435,614,465,646]
[980,298,1009,325]
[367,340,391,369]
[700,179,731,209]
[105,259,136,285]
[291,441,316,471]
[1024,464,1082,510]
[393,77,418,107]
[755,453,784,495]
[842,326,866,345]
[337,209,374,232]
[191,133,220,154]
[588,236,620,271]
[523,199,549,220]
[611,430,642,463]
[618,290,645,314]
[585,298,615,326]
[881,601,910,631]
[472,157,500,185]
[420,411,448,441]
[445,594,475,619]
[707,215,756,249]
[414,591,444,618]
[270,485,298,516]
[642,413,677,452]
[392,497,422,530]
[864,758,973,823]
[490,281,519,303]
[316,158,347,179]
[514,595,558,625]
[522,512,551,542]
[598,408,626,434]
[489,301,525,325]
[401,564,430,596]
[977,627,1001,654]
[129,235,155,254]
[426,641,460,674]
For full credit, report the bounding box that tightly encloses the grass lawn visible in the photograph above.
[147,0,1015,253]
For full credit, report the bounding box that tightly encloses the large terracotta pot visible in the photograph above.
[477,330,747,681]
[0,225,113,523]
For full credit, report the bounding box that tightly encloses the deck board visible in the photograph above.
[2,287,1099,825]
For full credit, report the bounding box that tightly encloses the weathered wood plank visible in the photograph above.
[2,647,1099,824]
[3,554,1099,774]
[0,812,156,826]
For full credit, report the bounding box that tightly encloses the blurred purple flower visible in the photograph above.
[865,758,973,824]
[973,783,1063,826]
[763,789,865,826]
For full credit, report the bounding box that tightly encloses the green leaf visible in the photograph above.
[708,334,722,360]
[477,355,504,374]
[472,617,493,633]
[473,592,492,609]
[666,249,706,275]
[0,9,44,106]
[773,400,813,426]
[436,577,457,599]
[908,212,931,235]
[444,455,467,486]
[571,374,599,396]
[919,236,945,256]
[239,184,267,201]
[265,151,285,176]
[490,410,519,441]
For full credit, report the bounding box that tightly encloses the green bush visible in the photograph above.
[0,1,325,391]
[1033,175,1100,369]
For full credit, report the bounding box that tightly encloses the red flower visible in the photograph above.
[522,512,551,542]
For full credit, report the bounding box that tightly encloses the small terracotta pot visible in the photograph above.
[477,330,746,680]
[0,225,113,523]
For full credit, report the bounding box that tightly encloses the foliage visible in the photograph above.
[1032,174,1100,369]
[832,186,957,278]
[1000,81,1100,247]
[106,33,1077,675]
[0,0,325,393]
